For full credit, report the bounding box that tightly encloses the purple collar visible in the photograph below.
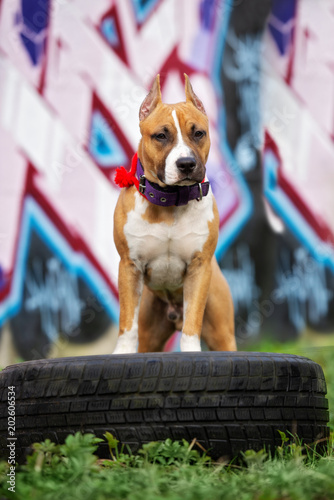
[136,157,210,207]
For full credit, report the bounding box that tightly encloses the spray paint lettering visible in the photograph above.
[25,258,85,341]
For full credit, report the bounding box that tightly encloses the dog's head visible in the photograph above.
[138,74,210,187]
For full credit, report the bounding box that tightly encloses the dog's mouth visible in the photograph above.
[157,173,200,186]
[175,168,207,185]
[175,177,201,186]
[156,175,200,187]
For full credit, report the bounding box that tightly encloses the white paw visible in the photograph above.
[112,331,138,354]
[113,344,137,354]
[180,333,201,352]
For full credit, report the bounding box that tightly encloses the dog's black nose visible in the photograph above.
[176,157,196,175]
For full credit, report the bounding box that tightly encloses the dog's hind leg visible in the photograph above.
[202,257,236,351]
[138,287,176,352]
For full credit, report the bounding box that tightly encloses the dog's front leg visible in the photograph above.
[181,256,212,352]
[113,258,143,354]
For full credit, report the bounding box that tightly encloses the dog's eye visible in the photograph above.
[194,130,205,139]
[154,133,167,141]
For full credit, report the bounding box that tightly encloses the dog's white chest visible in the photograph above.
[124,191,214,290]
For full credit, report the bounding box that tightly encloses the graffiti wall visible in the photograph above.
[219,0,334,342]
[0,0,333,363]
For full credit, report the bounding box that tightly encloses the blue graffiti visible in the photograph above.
[25,257,85,341]
[89,111,127,167]
[269,0,297,55]
[222,243,261,329]
[274,247,333,332]
[0,197,119,328]
[263,150,334,272]
[0,265,5,291]
[224,30,262,173]
[17,0,50,65]
[130,0,160,23]
[200,0,216,30]
[101,17,120,48]
[211,1,253,258]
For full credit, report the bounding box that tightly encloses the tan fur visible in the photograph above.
[138,102,210,187]
[113,186,142,336]
[113,75,236,352]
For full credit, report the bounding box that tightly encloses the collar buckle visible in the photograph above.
[196,182,203,202]
[139,175,146,194]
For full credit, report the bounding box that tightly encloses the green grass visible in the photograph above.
[1,341,334,500]
[1,431,333,500]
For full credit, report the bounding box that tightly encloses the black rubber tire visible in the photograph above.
[0,352,330,461]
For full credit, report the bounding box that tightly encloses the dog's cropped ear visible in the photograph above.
[184,74,206,115]
[139,74,162,121]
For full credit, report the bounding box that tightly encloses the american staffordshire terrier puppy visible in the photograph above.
[113,74,236,353]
